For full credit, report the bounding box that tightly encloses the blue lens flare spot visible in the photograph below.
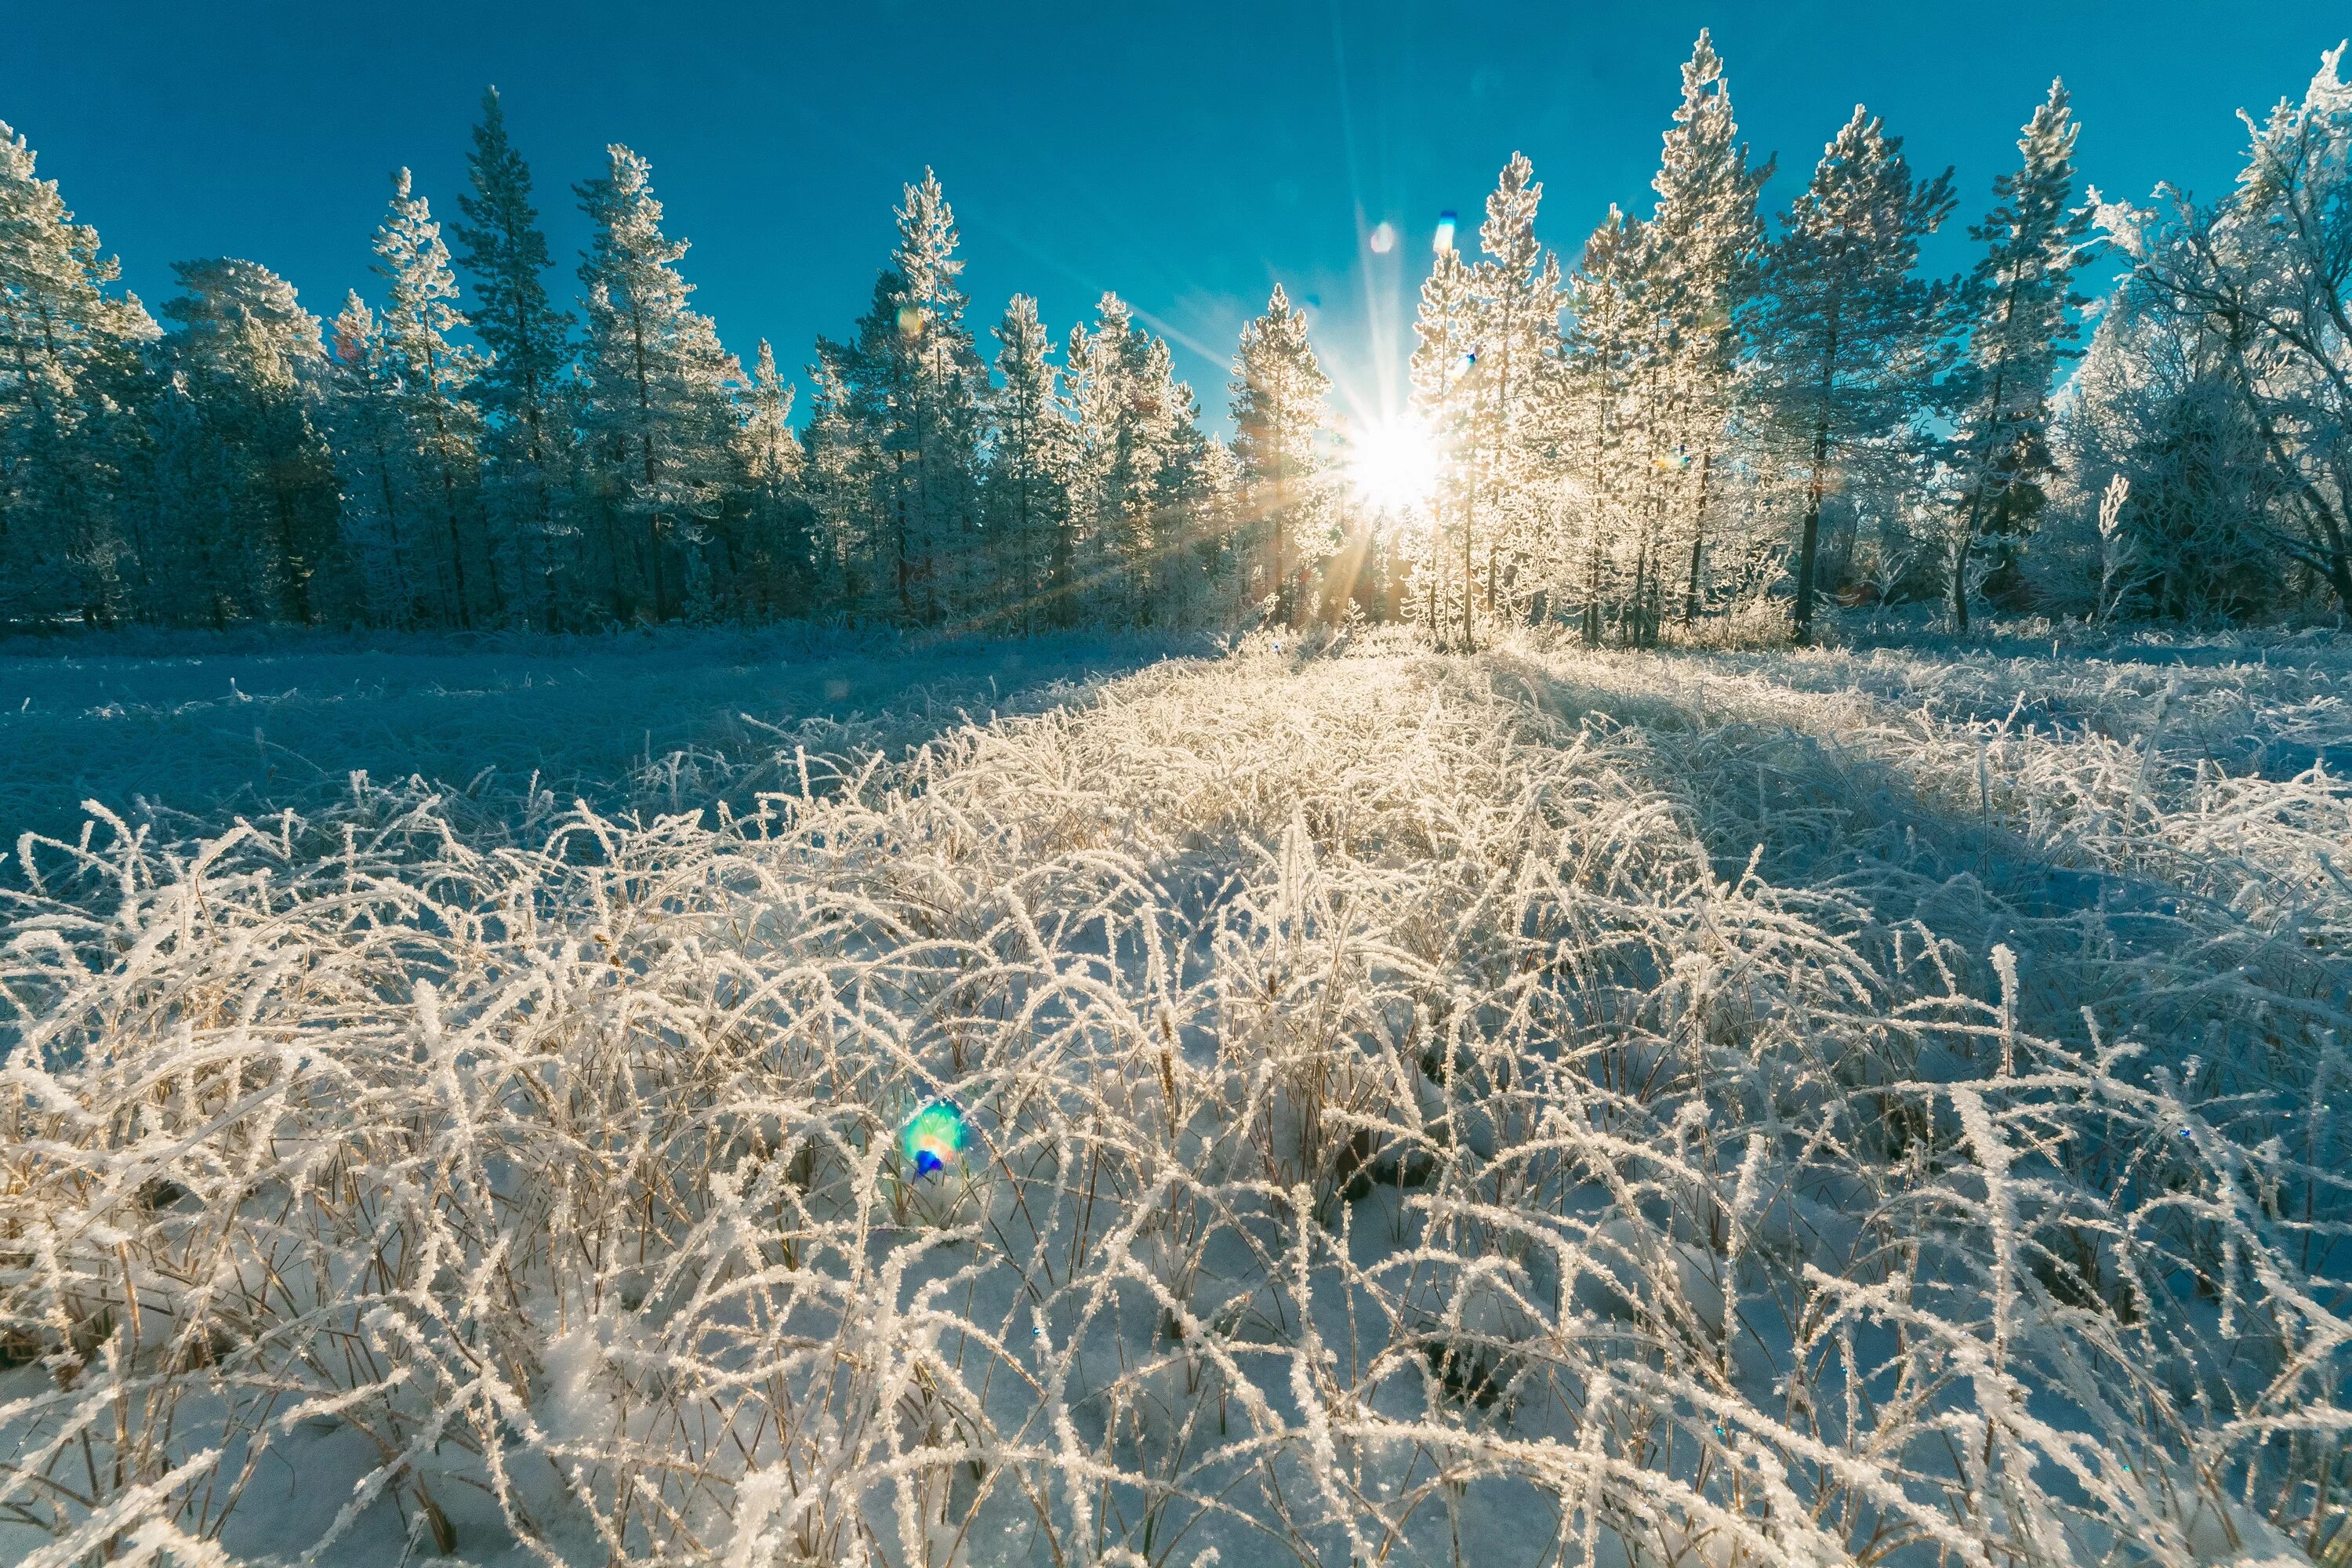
[901,1099,970,1179]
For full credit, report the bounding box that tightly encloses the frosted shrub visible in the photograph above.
[2,631,2346,1566]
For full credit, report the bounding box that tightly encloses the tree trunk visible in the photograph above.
[1792,416,1830,646]
[1681,447,1712,623]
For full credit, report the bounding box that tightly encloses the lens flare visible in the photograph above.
[900,1099,970,1178]
[1369,220,1396,254]
[1433,211,1457,254]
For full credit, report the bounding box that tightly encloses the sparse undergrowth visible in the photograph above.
[1,629,2347,1568]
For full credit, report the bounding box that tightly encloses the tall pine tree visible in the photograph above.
[982,295,1070,631]
[1646,33,1769,626]
[575,144,740,622]
[0,119,159,625]
[372,169,492,627]
[1751,107,1955,642]
[453,87,572,626]
[1944,80,2088,629]
[158,259,343,625]
[1229,284,1332,626]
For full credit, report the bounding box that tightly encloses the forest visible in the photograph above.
[5,35,2350,645]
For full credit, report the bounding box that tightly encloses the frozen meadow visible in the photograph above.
[0,626,2348,1568]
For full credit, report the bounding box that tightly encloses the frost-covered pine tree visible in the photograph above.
[1750,107,1956,642]
[1065,292,1189,622]
[818,171,985,626]
[1645,32,1769,625]
[575,144,741,622]
[157,258,343,624]
[982,295,1071,631]
[370,169,492,627]
[325,290,423,622]
[1229,284,1333,626]
[1555,206,1646,645]
[1465,154,1563,640]
[1409,242,1478,640]
[453,87,573,626]
[1940,80,2089,630]
[731,339,812,618]
[802,348,877,614]
[0,118,159,625]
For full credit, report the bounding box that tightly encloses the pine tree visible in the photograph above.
[733,339,811,618]
[372,169,491,627]
[818,171,985,626]
[0,118,159,625]
[575,143,740,622]
[1936,81,2089,630]
[1465,154,1563,642]
[1229,283,1332,626]
[1409,244,1478,641]
[452,86,572,626]
[325,289,422,622]
[1065,292,1187,622]
[158,258,343,624]
[803,349,878,615]
[982,295,1070,632]
[1751,107,1956,643]
[1646,32,1770,626]
[1555,206,1646,645]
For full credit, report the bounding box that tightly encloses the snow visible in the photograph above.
[1,624,2347,1566]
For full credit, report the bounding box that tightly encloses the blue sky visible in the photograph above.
[5,2,2346,434]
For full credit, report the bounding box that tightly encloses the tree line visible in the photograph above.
[3,37,2348,641]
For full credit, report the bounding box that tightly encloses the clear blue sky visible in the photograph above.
[5,2,2345,434]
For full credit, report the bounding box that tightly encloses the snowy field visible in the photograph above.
[2,627,2349,1567]
[0,629,1174,844]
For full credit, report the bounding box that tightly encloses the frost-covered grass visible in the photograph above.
[1,628,2347,1567]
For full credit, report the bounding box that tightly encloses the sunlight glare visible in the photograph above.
[1348,417,1439,514]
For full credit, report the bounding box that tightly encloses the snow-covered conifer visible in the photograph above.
[0,119,159,624]
[1229,284,1333,626]
[982,295,1071,631]
[1940,80,2089,629]
[452,87,573,625]
[575,144,741,622]
[1751,107,1956,642]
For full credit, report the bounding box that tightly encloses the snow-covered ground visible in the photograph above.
[2,626,2347,1567]
[0,626,1178,843]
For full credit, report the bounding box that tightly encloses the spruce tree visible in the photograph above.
[1409,245,1477,641]
[372,169,491,627]
[575,143,740,622]
[818,171,985,626]
[452,87,572,626]
[0,119,159,625]
[982,295,1070,632]
[158,258,343,624]
[1229,283,1332,626]
[1944,80,2088,630]
[325,289,422,622]
[1645,32,1769,626]
[1465,154,1563,641]
[734,339,811,617]
[1751,107,1956,643]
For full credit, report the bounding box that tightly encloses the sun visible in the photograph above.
[1347,416,1441,515]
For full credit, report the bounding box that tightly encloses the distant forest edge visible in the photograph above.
[4,33,2352,642]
